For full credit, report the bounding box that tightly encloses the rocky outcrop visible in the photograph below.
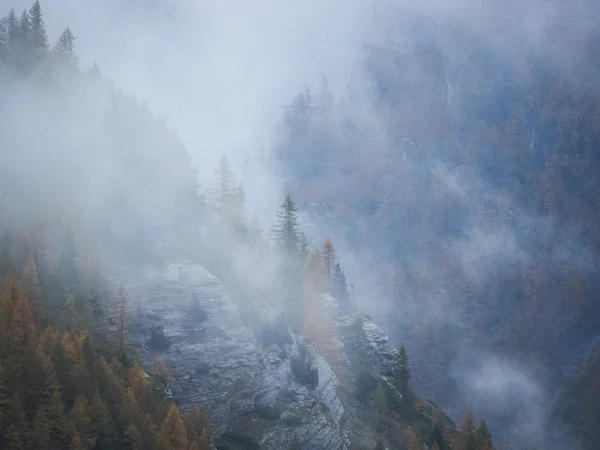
[126,263,349,449]
[122,262,446,449]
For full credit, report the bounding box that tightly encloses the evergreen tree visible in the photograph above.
[475,420,493,449]
[53,27,76,64]
[124,423,143,450]
[321,239,336,294]
[393,345,411,395]
[429,423,446,450]
[28,1,48,57]
[160,404,188,450]
[333,262,349,307]
[70,395,96,450]
[298,232,309,260]
[272,194,300,254]
[209,156,237,208]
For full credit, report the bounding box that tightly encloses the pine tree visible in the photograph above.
[429,423,446,450]
[475,420,493,449]
[272,195,300,254]
[70,396,96,450]
[298,232,309,260]
[208,157,237,207]
[53,27,76,64]
[393,345,411,395]
[321,239,336,294]
[124,424,143,450]
[160,404,188,450]
[333,262,349,307]
[28,0,48,56]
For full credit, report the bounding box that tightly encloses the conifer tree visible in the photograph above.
[454,411,477,450]
[160,404,188,450]
[333,262,349,307]
[374,438,386,450]
[321,239,336,294]
[298,232,309,260]
[272,194,300,254]
[393,345,411,395]
[70,396,96,450]
[404,425,421,450]
[124,423,143,450]
[475,420,493,449]
[28,0,48,56]
[371,383,388,413]
[429,423,446,450]
[198,427,210,450]
[21,260,45,330]
[53,27,76,64]
[209,156,237,208]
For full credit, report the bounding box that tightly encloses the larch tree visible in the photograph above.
[454,411,477,450]
[404,425,421,450]
[20,260,45,331]
[124,424,143,450]
[160,404,188,450]
[321,239,336,294]
[393,345,411,396]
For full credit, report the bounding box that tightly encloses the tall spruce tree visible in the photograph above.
[28,1,48,57]
[321,239,336,294]
[393,345,411,395]
[272,194,300,254]
[333,262,348,306]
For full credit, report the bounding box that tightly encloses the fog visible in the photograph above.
[3,0,599,448]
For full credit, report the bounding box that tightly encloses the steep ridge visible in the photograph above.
[118,262,455,449]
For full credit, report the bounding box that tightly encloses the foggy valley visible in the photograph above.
[1,1,599,449]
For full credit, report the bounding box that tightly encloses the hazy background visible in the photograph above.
[5,1,599,448]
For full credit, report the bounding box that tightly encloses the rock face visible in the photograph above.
[123,262,444,449]
[127,263,350,450]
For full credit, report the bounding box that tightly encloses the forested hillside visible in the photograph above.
[0,3,212,449]
[273,2,600,447]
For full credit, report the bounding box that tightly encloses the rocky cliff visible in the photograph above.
[121,262,453,449]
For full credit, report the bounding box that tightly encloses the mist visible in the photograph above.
[2,0,600,449]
